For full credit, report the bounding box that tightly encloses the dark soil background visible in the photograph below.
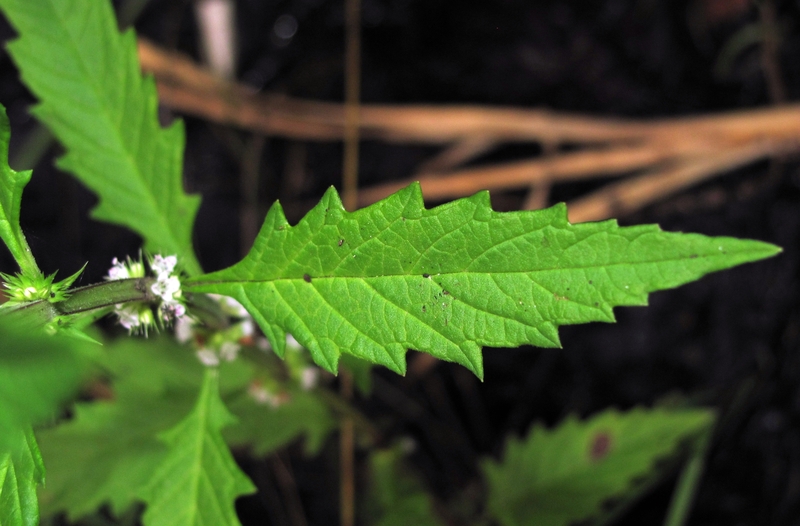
[2,0,800,525]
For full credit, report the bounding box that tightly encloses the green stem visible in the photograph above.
[2,277,233,332]
[2,278,156,327]
[57,278,158,314]
[663,427,713,526]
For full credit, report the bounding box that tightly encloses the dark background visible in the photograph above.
[2,0,800,524]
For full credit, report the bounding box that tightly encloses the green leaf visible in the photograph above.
[186,183,780,379]
[0,0,202,275]
[139,368,256,526]
[481,407,715,526]
[224,387,335,456]
[0,321,86,453]
[36,337,248,520]
[0,428,44,526]
[0,104,38,276]
[365,444,445,526]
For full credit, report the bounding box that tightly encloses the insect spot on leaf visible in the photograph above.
[588,280,593,285]
[422,305,427,313]
[303,273,312,283]
[423,273,430,278]
[443,290,449,295]
[338,239,344,246]
[589,432,612,462]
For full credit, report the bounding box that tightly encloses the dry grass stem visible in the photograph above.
[137,38,800,220]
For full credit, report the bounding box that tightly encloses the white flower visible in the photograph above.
[107,256,145,280]
[286,334,302,351]
[159,300,186,323]
[300,367,320,391]
[151,275,181,303]
[151,255,177,279]
[220,341,241,362]
[115,304,141,330]
[196,348,220,367]
[208,293,249,318]
[107,258,130,280]
[240,319,254,338]
[174,316,195,343]
[114,303,155,336]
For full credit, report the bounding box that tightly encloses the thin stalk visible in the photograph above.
[340,0,361,523]
[663,428,713,526]
[341,0,361,211]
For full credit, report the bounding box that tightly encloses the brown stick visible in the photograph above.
[357,142,717,206]
[566,140,790,223]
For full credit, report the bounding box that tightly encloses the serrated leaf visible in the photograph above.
[186,183,780,379]
[481,407,714,526]
[0,428,44,526]
[139,368,256,526]
[36,338,250,520]
[0,321,86,453]
[365,445,445,526]
[0,0,201,275]
[224,387,335,456]
[0,104,38,277]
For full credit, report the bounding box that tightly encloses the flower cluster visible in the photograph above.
[180,294,254,367]
[106,254,185,335]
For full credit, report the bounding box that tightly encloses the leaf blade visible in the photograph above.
[187,183,780,378]
[0,104,38,276]
[0,0,201,274]
[140,368,256,526]
[0,428,43,526]
[481,407,715,526]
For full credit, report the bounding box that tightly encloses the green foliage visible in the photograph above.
[365,444,445,526]
[0,106,38,277]
[224,387,335,456]
[0,0,202,275]
[139,369,256,526]
[0,321,87,453]
[187,183,779,379]
[481,407,715,526]
[37,337,332,521]
[0,429,44,526]
[0,0,784,524]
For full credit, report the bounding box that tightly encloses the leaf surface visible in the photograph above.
[0,429,44,526]
[0,105,38,276]
[481,407,714,526]
[224,387,334,456]
[187,183,780,379]
[0,0,201,274]
[0,322,86,453]
[139,368,256,526]
[366,445,445,526]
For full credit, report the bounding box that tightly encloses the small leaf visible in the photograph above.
[481,407,715,526]
[140,368,256,526]
[187,183,780,379]
[0,428,43,526]
[0,104,38,276]
[0,0,202,274]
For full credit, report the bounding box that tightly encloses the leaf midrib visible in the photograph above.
[190,249,750,286]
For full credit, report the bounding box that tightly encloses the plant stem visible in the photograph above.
[57,278,158,315]
[663,427,713,526]
[1,278,156,327]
